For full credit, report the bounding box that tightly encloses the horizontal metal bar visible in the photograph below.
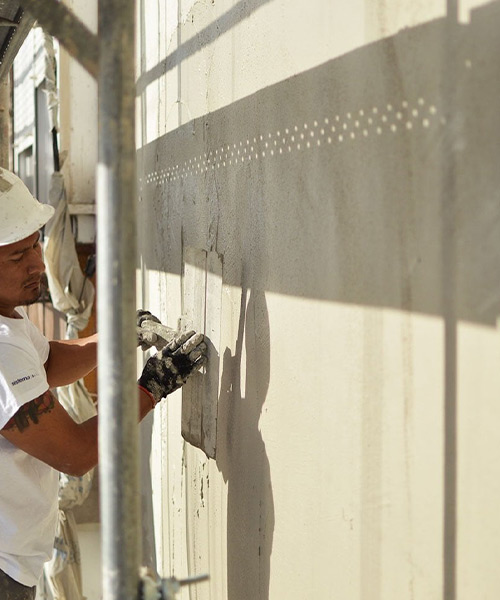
[21,0,98,78]
[68,203,95,215]
[0,9,35,82]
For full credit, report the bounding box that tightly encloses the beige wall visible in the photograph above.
[47,0,500,596]
[51,0,500,597]
[136,1,500,599]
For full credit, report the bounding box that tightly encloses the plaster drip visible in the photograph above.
[141,95,446,188]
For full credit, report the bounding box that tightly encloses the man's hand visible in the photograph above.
[138,330,206,402]
[137,309,162,350]
[137,309,184,351]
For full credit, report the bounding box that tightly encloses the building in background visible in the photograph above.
[11,4,99,599]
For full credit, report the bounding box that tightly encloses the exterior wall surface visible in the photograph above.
[136,1,500,599]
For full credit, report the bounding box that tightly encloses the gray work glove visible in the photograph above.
[137,309,182,351]
[138,330,207,402]
[137,309,162,350]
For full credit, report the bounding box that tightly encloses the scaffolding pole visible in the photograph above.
[18,0,97,78]
[11,1,140,597]
[0,9,36,82]
[96,1,140,600]
[0,72,11,169]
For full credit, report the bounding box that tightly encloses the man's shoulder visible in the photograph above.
[0,310,42,358]
[0,309,27,341]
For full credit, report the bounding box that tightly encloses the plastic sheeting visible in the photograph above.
[42,32,58,133]
[44,173,94,335]
[43,172,96,600]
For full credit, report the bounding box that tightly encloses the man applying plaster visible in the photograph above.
[0,168,206,600]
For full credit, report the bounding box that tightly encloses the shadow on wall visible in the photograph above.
[139,413,157,571]
[215,288,274,600]
[136,3,500,599]
[136,0,274,97]
[138,3,500,328]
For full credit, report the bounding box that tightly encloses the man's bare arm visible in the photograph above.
[2,391,55,432]
[2,390,98,475]
[45,334,98,388]
[1,387,155,476]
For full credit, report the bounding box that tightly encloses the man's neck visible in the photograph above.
[0,305,21,319]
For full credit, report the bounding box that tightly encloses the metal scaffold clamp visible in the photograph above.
[140,567,209,600]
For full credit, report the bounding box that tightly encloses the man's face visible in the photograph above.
[0,232,45,317]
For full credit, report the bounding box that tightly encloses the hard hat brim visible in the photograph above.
[0,202,55,247]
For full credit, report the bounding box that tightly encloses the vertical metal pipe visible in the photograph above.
[0,72,11,169]
[97,1,139,600]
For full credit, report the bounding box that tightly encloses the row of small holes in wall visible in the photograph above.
[143,99,445,185]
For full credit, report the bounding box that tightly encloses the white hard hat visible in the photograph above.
[0,167,54,246]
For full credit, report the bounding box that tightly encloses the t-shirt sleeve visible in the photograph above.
[0,343,50,429]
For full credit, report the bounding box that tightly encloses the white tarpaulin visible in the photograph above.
[43,172,96,600]
[42,32,59,133]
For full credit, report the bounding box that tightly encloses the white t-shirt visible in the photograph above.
[0,307,59,587]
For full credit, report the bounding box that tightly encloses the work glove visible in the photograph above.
[138,330,207,403]
[137,309,165,350]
